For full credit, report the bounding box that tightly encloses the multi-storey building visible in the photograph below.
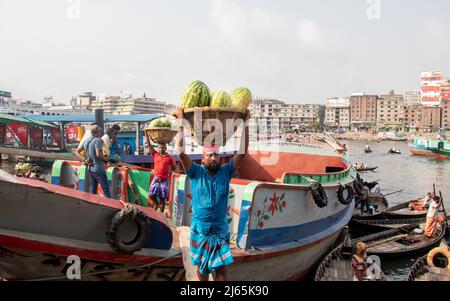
[421,71,445,106]
[403,90,421,106]
[91,93,167,115]
[377,91,404,131]
[71,92,97,111]
[349,93,378,129]
[441,99,450,130]
[324,98,350,129]
[404,105,442,132]
[0,90,11,106]
[249,99,323,139]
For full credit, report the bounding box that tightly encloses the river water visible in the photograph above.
[1,140,449,281]
[343,139,450,281]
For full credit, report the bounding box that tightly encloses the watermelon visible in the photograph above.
[180,80,211,108]
[150,119,164,128]
[230,87,252,110]
[210,91,232,108]
[161,118,172,128]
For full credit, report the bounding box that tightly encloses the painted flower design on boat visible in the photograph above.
[255,192,287,229]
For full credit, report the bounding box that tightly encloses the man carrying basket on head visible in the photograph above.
[146,136,178,214]
[174,107,250,281]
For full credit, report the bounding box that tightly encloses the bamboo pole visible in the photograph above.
[0,147,77,161]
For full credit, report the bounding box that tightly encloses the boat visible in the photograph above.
[355,165,378,172]
[364,149,372,153]
[409,138,436,157]
[314,234,385,281]
[0,141,357,281]
[407,241,450,281]
[0,169,184,281]
[388,149,402,154]
[427,140,450,159]
[352,200,428,222]
[352,221,446,259]
[387,132,407,142]
[352,188,389,219]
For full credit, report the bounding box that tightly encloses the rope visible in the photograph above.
[26,251,182,281]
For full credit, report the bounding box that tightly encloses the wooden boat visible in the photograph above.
[409,138,436,157]
[349,217,427,234]
[170,142,357,280]
[388,149,402,154]
[314,240,385,281]
[355,166,378,172]
[0,169,184,281]
[352,188,389,219]
[407,241,450,281]
[352,200,428,222]
[352,222,446,259]
[0,141,356,281]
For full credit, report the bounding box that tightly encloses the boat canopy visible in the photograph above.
[25,114,162,124]
[0,114,58,128]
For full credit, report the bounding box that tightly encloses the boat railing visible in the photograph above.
[281,165,353,186]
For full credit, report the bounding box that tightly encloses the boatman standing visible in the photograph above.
[425,195,442,238]
[174,108,250,281]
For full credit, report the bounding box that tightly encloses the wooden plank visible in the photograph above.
[366,234,408,249]
[178,226,213,281]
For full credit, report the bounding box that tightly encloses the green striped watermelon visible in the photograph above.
[180,80,211,109]
[210,91,232,108]
[230,87,252,110]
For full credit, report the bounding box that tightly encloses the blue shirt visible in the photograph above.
[187,160,235,233]
[83,137,105,173]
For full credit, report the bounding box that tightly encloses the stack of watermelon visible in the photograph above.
[149,117,173,129]
[180,80,252,111]
[146,117,177,144]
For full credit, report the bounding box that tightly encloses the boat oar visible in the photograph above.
[382,189,403,197]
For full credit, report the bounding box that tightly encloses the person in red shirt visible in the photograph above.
[148,142,177,213]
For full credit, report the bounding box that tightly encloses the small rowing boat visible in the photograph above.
[352,222,446,259]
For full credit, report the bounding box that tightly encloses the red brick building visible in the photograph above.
[349,94,378,128]
[442,99,450,130]
[404,105,442,132]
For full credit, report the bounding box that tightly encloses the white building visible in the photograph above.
[324,98,350,129]
[249,99,323,139]
[403,90,421,106]
[91,93,167,115]
[376,91,405,131]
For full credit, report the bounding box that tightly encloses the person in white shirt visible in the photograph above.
[425,196,441,238]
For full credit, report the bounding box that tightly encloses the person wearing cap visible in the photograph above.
[352,242,369,281]
[147,141,178,213]
[174,108,250,281]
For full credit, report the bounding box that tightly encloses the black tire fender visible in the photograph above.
[106,205,150,255]
[309,182,328,208]
[337,184,354,205]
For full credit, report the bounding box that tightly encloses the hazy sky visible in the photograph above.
[1,0,449,105]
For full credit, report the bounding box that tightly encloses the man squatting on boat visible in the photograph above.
[174,108,250,281]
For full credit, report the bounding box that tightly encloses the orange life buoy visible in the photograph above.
[426,246,450,270]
